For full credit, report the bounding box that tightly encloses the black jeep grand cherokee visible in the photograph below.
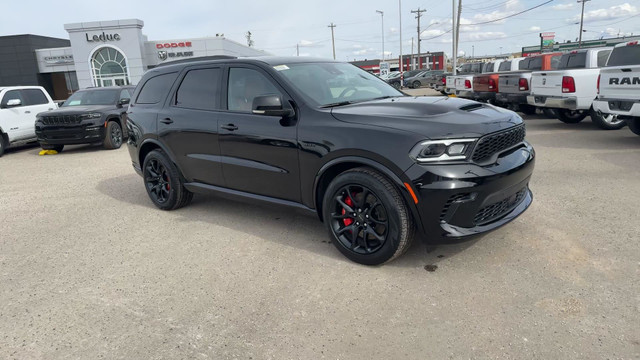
[36,86,135,152]
[126,57,535,265]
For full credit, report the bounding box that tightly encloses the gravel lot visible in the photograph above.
[1,92,639,359]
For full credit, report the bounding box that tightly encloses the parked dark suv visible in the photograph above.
[126,57,535,265]
[36,86,135,152]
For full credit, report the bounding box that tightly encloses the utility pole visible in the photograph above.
[451,0,456,75]
[399,0,403,80]
[376,10,384,60]
[577,0,590,48]
[296,43,299,56]
[411,7,426,69]
[411,37,414,70]
[455,0,462,66]
[472,45,474,60]
[328,22,336,60]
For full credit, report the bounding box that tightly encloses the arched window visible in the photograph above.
[90,47,130,87]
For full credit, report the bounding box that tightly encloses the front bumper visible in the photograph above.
[36,124,105,145]
[592,98,640,117]
[496,92,529,105]
[405,142,535,243]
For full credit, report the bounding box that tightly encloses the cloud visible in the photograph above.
[421,29,446,38]
[604,27,633,37]
[553,3,574,10]
[569,3,639,22]
[298,40,322,48]
[506,0,521,10]
[388,27,398,34]
[472,10,512,24]
[466,32,507,41]
[530,26,541,31]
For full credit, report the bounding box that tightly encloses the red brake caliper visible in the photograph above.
[342,195,354,226]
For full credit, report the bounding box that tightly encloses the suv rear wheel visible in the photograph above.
[589,109,626,130]
[412,80,421,88]
[0,133,6,156]
[556,109,588,124]
[104,121,123,149]
[322,167,415,265]
[142,150,193,210]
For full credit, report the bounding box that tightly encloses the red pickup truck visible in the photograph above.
[472,60,505,103]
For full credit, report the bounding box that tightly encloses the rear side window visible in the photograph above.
[136,73,177,104]
[175,68,221,111]
[21,89,48,105]
[597,50,612,67]
[471,63,483,73]
[550,55,561,70]
[460,64,471,73]
[522,57,543,71]
[558,52,587,69]
[606,46,640,66]
[483,63,495,73]
[498,61,511,72]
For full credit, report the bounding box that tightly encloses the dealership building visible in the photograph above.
[0,18,267,99]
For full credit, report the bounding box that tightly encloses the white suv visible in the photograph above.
[0,86,57,156]
[592,41,640,136]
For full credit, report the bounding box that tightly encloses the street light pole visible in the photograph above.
[577,0,590,49]
[451,0,456,75]
[376,10,384,60]
[399,0,403,81]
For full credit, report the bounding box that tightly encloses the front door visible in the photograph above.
[219,66,300,202]
[0,90,28,141]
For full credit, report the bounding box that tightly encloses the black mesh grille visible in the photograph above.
[440,193,471,221]
[472,124,526,163]
[474,188,527,225]
[41,115,82,125]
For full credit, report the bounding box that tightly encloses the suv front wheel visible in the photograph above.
[322,167,415,265]
[142,150,193,210]
[103,121,123,149]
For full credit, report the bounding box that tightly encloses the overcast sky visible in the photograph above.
[2,0,639,60]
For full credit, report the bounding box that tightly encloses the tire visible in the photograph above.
[627,117,640,136]
[392,82,400,90]
[0,133,6,157]
[556,109,588,124]
[412,81,421,89]
[322,167,415,265]
[41,144,64,152]
[142,149,193,210]
[589,109,626,130]
[440,90,448,95]
[103,121,123,149]
[542,108,558,119]
[518,104,537,116]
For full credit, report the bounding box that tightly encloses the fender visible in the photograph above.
[138,137,180,168]
[313,156,426,235]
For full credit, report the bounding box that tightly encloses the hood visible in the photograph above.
[38,105,115,116]
[330,96,522,139]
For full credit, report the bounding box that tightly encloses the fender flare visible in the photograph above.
[313,156,425,234]
[138,138,179,167]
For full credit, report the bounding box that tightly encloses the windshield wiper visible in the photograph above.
[320,101,357,108]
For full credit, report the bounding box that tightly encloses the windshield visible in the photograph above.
[276,62,403,107]
[63,89,119,106]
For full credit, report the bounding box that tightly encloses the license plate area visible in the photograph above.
[608,101,634,111]
[535,96,546,103]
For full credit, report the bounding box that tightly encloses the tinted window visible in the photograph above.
[175,68,220,111]
[558,52,587,69]
[228,68,282,112]
[460,64,472,73]
[1,90,24,107]
[21,89,48,105]
[498,61,512,72]
[471,63,483,73]
[522,57,542,71]
[483,63,494,73]
[550,55,561,70]
[136,73,177,104]
[597,50,611,67]
[119,89,131,101]
[63,89,118,106]
[607,45,640,66]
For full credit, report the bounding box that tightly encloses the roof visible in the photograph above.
[78,86,135,91]
[151,56,340,72]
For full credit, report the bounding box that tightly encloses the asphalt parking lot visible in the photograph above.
[1,92,639,359]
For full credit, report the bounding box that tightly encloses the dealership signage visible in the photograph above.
[85,32,121,42]
[540,32,555,51]
[43,55,74,66]
[158,51,194,61]
[379,62,390,76]
[156,42,192,49]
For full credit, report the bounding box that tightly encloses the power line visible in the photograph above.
[467,0,555,25]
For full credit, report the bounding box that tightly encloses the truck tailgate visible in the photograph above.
[530,71,563,97]
[499,71,531,94]
[599,65,640,99]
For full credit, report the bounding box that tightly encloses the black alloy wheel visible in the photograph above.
[323,167,415,265]
[104,121,123,149]
[145,158,172,204]
[111,123,123,146]
[142,150,193,210]
[330,184,389,255]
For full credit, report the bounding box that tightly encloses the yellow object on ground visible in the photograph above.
[448,94,457,97]
[38,150,58,155]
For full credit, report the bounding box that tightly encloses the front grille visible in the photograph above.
[472,124,526,163]
[474,188,527,225]
[440,193,471,221]
[41,115,82,125]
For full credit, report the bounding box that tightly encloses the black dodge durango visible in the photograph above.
[125,56,535,265]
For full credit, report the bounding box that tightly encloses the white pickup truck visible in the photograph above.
[0,86,57,156]
[526,47,625,130]
[592,41,640,136]
[449,62,484,98]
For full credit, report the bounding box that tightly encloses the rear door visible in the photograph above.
[158,66,225,186]
[218,65,300,202]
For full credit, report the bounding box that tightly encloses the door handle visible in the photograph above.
[24,111,31,114]
[160,118,173,124]
[221,124,238,131]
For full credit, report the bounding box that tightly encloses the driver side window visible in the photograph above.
[227,68,282,112]
[1,90,23,108]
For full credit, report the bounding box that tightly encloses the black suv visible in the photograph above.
[126,57,535,265]
[36,86,135,152]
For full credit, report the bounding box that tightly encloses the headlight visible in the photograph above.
[409,138,477,163]
[79,113,102,120]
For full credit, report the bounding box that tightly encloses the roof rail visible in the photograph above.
[155,55,238,67]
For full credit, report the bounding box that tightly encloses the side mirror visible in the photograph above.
[252,95,292,117]
[117,98,130,108]
[6,99,22,107]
